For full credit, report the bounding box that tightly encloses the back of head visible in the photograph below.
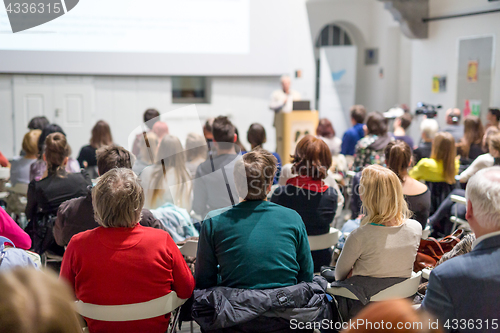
[38,124,66,156]
[384,141,412,182]
[90,120,113,149]
[366,111,388,136]
[350,105,367,124]
[488,132,500,155]
[156,134,186,168]
[446,108,461,124]
[316,118,335,139]
[27,116,49,131]
[143,108,160,129]
[138,132,159,163]
[461,116,484,155]
[92,168,144,228]
[44,133,70,175]
[247,123,267,147]
[420,118,439,140]
[360,165,410,226]
[291,135,332,180]
[152,121,169,140]
[234,147,277,201]
[212,116,236,143]
[96,145,132,175]
[343,299,442,333]
[22,130,42,156]
[0,268,83,333]
[185,133,207,162]
[466,166,500,230]
[489,107,500,122]
[398,113,413,130]
[430,132,456,184]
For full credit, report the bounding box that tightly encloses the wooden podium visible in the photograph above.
[275,111,319,165]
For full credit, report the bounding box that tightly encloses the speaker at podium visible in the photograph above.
[275,108,319,165]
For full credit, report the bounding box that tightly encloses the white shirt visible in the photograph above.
[459,153,494,183]
[269,89,301,113]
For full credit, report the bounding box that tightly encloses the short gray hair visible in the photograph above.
[92,168,144,228]
[420,118,439,139]
[466,166,500,229]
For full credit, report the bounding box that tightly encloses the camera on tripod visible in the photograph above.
[415,103,441,119]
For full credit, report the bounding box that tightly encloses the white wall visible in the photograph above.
[410,0,500,129]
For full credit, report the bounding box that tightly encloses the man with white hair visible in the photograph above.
[422,166,500,332]
[414,118,439,164]
[269,75,301,126]
[443,107,464,143]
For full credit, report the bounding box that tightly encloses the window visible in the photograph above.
[315,24,352,47]
[172,77,210,104]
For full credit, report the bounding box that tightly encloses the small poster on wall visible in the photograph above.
[464,99,481,118]
[467,60,478,82]
[432,76,447,93]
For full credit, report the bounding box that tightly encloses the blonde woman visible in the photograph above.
[409,132,459,185]
[335,165,422,281]
[140,134,192,210]
[132,131,159,176]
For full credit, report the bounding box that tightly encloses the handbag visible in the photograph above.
[414,229,463,272]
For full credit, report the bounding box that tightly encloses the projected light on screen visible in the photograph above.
[0,0,249,54]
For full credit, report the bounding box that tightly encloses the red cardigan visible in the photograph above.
[60,224,195,333]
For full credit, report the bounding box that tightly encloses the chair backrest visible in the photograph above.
[308,228,340,251]
[178,240,198,258]
[426,182,455,215]
[75,291,187,322]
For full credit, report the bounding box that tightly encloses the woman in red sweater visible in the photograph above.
[0,207,31,249]
[60,168,194,333]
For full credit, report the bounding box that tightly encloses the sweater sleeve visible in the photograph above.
[0,207,31,250]
[195,218,219,289]
[296,220,314,283]
[458,155,490,182]
[166,234,195,299]
[335,230,362,281]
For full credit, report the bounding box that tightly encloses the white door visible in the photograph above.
[318,46,357,137]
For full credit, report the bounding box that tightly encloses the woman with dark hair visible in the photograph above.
[29,124,80,181]
[352,111,393,172]
[316,118,342,156]
[457,115,485,166]
[385,141,430,228]
[271,135,338,272]
[247,123,281,184]
[27,116,49,131]
[26,133,91,254]
[77,120,113,173]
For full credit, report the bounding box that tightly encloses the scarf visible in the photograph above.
[286,176,328,193]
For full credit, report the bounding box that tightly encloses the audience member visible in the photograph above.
[29,124,80,182]
[352,111,393,172]
[341,105,366,156]
[443,108,463,143]
[486,107,500,129]
[54,145,165,247]
[25,133,91,254]
[131,108,160,156]
[132,131,158,175]
[151,121,169,140]
[482,126,499,152]
[459,131,500,183]
[343,299,442,333]
[269,75,301,116]
[185,133,208,178]
[271,135,337,272]
[422,167,500,329]
[247,123,282,184]
[385,141,430,228]
[457,115,485,166]
[27,116,49,131]
[203,117,215,142]
[60,168,194,333]
[392,112,414,149]
[196,147,313,289]
[77,120,113,172]
[0,268,83,333]
[140,135,192,210]
[409,132,459,184]
[0,207,31,250]
[317,118,342,156]
[9,130,41,186]
[414,118,439,164]
[192,116,240,218]
[335,165,422,281]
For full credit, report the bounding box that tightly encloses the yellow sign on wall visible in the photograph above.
[467,60,478,82]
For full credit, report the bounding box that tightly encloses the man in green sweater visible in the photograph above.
[195,148,313,290]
